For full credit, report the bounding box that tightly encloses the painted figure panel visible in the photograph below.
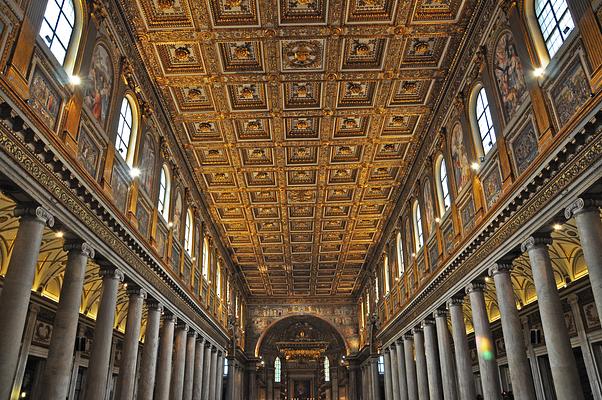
[460,196,475,231]
[510,122,539,175]
[550,59,591,126]
[482,163,502,209]
[30,68,61,129]
[450,123,471,193]
[172,191,183,240]
[83,43,113,128]
[493,31,527,121]
[111,166,129,213]
[77,126,101,178]
[139,132,156,195]
[423,180,435,235]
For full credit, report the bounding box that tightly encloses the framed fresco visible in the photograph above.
[83,42,114,130]
[493,30,527,123]
[28,65,63,130]
[171,242,182,272]
[423,179,435,236]
[138,131,157,196]
[549,55,591,127]
[449,122,471,194]
[110,163,130,213]
[427,238,439,270]
[172,190,183,242]
[155,224,167,258]
[136,198,151,238]
[441,219,455,255]
[77,124,102,179]
[509,120,539,176]
[293,379,312,399]
[459,194,475,232]
[481,160,502,210]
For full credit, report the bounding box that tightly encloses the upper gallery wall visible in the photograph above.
[121,0,480,298]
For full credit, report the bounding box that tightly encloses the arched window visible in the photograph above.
[535,0,574,58]
[274,357,282,383]
[115,96,138,166]
[324,357,331,382]
[158,165,171,221]
[383,254,390,294]
[202,236,210,280]
[216,262,222,299]
[39,0,76,67]
[375,272,380,300]
[360,299,366,328]
[396,231,404,276]
[413,201,424,251]
[378,355,385,375]
[474,87,496,156]
[184,209,193,256]
[436,156,452,214]
[223,358,229,377]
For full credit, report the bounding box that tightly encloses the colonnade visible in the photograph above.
[382,198,602,400]
[0,204,226,400]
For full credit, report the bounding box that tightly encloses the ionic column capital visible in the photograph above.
[433,309,448,319]
[146,298,163,312]
[14,205,55,227]
[412,326,423,334]
[465,281,486,294]
[197,335,206,344]
[488,262,513,277]
[63,240,95,258]
[99,265,124,282]
[446,297,465,308]
[521,235,552,253]
[403,333,414,340]
[421,318,435,328]
[176,323,189,333]
[188,330,197,338]
[384,348,390,354]
[564,197,602,219]
[126,285,147,299]
[163,313,177,323]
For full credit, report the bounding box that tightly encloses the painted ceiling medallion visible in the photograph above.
[281,40,325,71]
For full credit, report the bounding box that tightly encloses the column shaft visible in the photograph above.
[0,207,53,399]
[116,287,146,400]
[423,320,443,400]
[490,264,536,400]
[447,298,476,400]
[434,311,458,400]
[84,266,123,400]
[170,324,189,400]
[201,344,212,400]
[192,338,206,400]
[136,301,162,400]
[522,237,585,400]
[216,352,225,400]
[384,350,394,400]
[40,241,93,400]
[209,348,218,399]
[389,346,401,400]
[184,331,197,400]
[395,340,408,400]
[226,359,236,400]
[370,356,382,400]
[404,335,419,400]
[155,315,176,400]
[466,283,501,400]
[414,328,430,400]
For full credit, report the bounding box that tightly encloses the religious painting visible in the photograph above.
[404,218,413,258]
[482,162,502,209]
[183,259,191,284]
[29,67,62,129]
[583,302,600,329]
[442,220,455,254]
[428,240,439,269]
[110,165,129,213]
[171,242,181,272]
[423,179,435,235]
[136,199,150,238]
[493,31,527,121]
[83,43,113,128]
[77,125,101,179]
[172,191,183,241]
[138,132,156,196]
[550,58,591,127]
[293,379,311,399]
[510,121,539,175]
[417,256,426,276]
[450,123,471,193]
[155,225,167,258]
[460,195,475,231]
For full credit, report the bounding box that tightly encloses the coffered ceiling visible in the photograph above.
[127,0,474,298]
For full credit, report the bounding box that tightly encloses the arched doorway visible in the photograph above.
[257,315,348,400]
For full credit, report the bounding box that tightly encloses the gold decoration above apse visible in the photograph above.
[129,0,471,297]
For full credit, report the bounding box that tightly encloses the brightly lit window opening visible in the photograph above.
[414,202,424,251]
[157,165,170,221]
[184,210,193,256]
[324,357,331,382]
[535,0,574,58]
[439,158,451,211]
[274,357,282,383]
[115,97,134,162]
[378,355,385,375]
[475,87,496,155]
[383,255,390,294]
[223,358,229,377]
[39,0,75,65]
[202,236,209,280]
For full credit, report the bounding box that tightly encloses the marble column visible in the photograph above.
[389,345,401,400]
[192,337,206,400]
[522,236,585,400]
[348,364,358,400]
[566,199,602,323]
[394,340,408,400]
[404,334,419,400]
[116,285,146,400]
[331,363,339,400]
[384,349,394,400]
[0,206,53,399]
[489,263,536,400]
[136,300,162,400]
[370,356,382,400]
[40,241,94,400]
[423,319,443,400]
[216,351,225,400]
[84,265,124,400]
[184,330,197,400]
[414,327,430,400]
[248,363,258,400]
[171,323,189,400]
[209,347,218,399]
[447,298,476,400]
[202,343,212,400]
[266,368,274,400]
[466,282,501,400]
[155,314,176,400]
[434,310,457,400]
[226,358,236,400]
